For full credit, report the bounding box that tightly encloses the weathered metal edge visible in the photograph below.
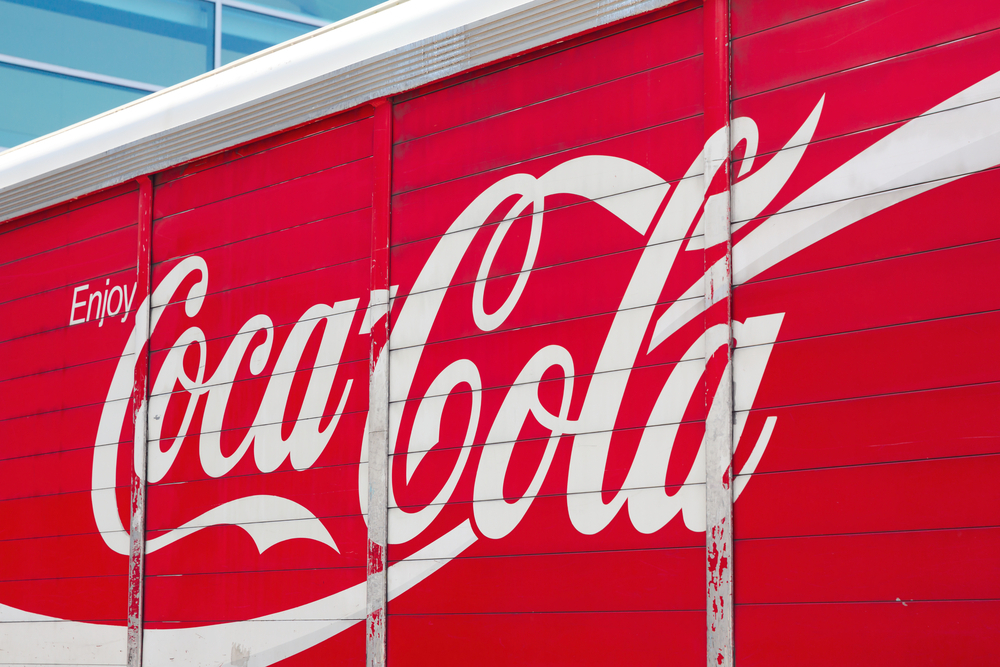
[704,0,734,665]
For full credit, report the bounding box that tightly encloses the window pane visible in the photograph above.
[0,62,147,149]
[221,6,314,66]
[0,0,214,88]
[238,0,385,23]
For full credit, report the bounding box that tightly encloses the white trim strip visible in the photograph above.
[0,0,677,223]
[0,53,163,93]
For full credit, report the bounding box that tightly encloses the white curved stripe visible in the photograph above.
[0,522,477,667]
[146,521,476,667]
[649,68,1000,347]
[734,71,1000,284]
[0,604,126,665]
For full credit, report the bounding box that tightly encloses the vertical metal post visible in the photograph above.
[704,0,734,666]
[367,99,392,667]
[126,176,153,667]
[214,1,223,69]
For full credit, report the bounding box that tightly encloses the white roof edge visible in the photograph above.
[0,0,677,223]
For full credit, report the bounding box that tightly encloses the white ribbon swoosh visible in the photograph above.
[0,521,477,667]
[146,495,338,555]
[650,68,1000,351]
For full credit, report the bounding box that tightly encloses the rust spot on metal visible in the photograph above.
[367,539,385,575]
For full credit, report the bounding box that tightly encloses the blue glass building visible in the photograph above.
[0,0,382,150]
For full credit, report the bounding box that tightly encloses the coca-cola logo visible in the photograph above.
[92,129,801,561]
[88,96,812,601]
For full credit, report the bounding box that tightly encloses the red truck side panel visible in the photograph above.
[1,1,998,665]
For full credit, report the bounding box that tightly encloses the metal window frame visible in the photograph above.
[222,0,330,28]
[214,0,330,68]
[0,52,164,92]
[214,0,333,71]
[214,1,223,68]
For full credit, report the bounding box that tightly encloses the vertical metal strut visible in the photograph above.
[703,0,734,665]
[367,98,393,667]
[126,176,153,667]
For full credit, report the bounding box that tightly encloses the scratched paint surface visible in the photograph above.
[1,0,1000,665]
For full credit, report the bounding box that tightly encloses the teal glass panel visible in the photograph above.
[221,5,314,65]
[238,0,383,23]
[0,62,146,150]
[0,0,214,87]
